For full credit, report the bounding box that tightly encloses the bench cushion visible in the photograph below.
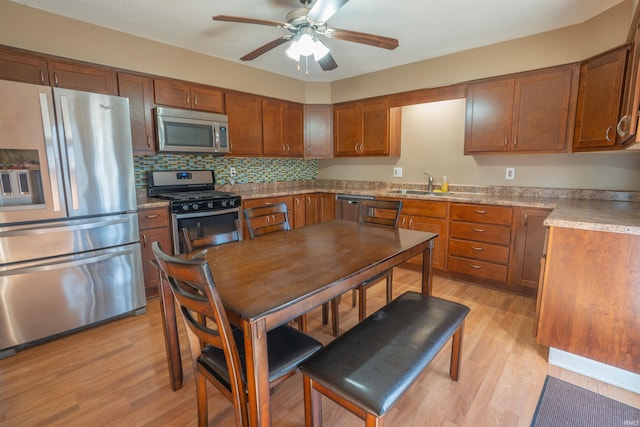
[300,291,470,416]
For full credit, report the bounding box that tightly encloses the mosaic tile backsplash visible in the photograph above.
[134,154,318,188]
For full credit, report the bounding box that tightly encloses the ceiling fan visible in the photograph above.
[212,0,399,73]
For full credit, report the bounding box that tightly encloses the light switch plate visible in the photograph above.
[393,167,403,178]
[506,167,515,180]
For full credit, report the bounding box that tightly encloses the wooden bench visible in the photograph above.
[300,291,470,426]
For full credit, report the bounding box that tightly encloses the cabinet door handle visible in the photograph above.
[472,227,485,233]
[409,218,414,229]
[470,263,482,269]
[142,234,147,247]
[471,246,484,251]
[513,135,518,146]
[147,135,152,148]
[617,115,629,137]
[605,125,613,142]
[504,136,508,145]
[524,212,529,226]
[40,70,45,85]
[145,214,160,219]
[194,94,198,106]
[186,94,190,106]
[54,72,59,87]
[473,209,487,214]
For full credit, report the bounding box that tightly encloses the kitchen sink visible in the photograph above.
[388,189,445,196]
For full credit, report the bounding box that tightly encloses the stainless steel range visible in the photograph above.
[148,170,241,253]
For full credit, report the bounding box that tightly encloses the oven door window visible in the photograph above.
[175,210,239,253]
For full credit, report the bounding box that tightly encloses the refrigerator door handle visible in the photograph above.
[38,92,62,213]
[59,95,80,211]
[1,246,137,276]
[0,216,131,238]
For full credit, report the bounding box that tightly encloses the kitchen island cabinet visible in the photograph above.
[536,227,640,374]
[465,65,578,154]
[138,207,172,299]
[508,207,550,296]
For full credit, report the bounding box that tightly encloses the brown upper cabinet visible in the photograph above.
[573,46,629,152]
[47,60,118,95]
[465,65,578,154]
[262,98,303,157]
[118,72,156,155]
[334,96,400,157]
[304,104,333,158]
[153,78,225,113]
[225,92,263,156]
[0,46,49,85]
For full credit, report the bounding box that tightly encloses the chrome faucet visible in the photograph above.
[423,172,434,193]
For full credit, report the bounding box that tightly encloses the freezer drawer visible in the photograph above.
[0,243,145,354]
[0,213,139,265]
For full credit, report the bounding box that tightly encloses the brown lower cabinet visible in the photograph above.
[536,227,640,373]
[138,207,172,299]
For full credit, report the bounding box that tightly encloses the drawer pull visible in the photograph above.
[472,227,485,233]
[473,209,487,214]
[145,214,160,219]
[471,246,484,251]
[470,263,482,269]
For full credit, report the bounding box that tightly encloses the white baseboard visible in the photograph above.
[548,348,640,394]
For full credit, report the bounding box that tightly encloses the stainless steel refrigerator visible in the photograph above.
[0,80,145,358]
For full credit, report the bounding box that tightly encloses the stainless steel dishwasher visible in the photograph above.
[335,194,374,222]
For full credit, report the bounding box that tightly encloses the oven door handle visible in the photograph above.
[174,207,240,220]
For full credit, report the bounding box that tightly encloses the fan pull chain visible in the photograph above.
[305,56,309,76]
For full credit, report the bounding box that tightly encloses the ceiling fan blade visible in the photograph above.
[326,28,399,50]
[307,0,350,23]
[213,15,290,29]
[317,52,338,71]
[240,37,292,61]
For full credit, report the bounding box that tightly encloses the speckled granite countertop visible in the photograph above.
[136,180,640,236]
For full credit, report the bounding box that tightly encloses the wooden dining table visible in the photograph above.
[157,220,437,427]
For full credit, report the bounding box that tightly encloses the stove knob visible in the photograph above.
[182,204,189,211]
[192,203,199,210]
[221,200,228,207]
[230,199,236,207]
[207,202,214,209]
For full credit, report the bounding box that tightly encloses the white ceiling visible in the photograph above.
[12,0,624,82]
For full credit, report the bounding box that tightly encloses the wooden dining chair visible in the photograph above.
[151,242,322,427]
[181,219,241,253]
[243,203,291,239]
[353,199,403,321]
[243,203,308,332]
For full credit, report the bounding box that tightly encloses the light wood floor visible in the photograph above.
[1,269,638,426]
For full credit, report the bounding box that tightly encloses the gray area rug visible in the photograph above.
[531,376,640,426]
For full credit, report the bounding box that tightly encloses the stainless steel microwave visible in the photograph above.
[155,107,230,154]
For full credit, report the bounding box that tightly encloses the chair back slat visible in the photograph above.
[181,219,241,253]
[358,199,403,229]
[244,203,291,239]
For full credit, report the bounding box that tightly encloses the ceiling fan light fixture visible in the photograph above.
[285,42,302,61]
[297,33,316,56]
[312,39,330,60]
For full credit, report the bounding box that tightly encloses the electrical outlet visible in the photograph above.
[506,167,515,180]
[393,167,403,178]
[229,167,237,177]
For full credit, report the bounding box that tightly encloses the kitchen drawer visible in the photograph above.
[451,203,513,225]
[448,255,508,282]
[398,199,448,218]
[449,238,509,264]
[243,196,294,211]
[138,207,170,230]
[450,221,511,245]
